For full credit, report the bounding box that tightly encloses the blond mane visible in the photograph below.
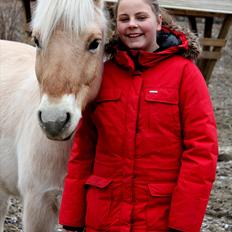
[32,0,106,47]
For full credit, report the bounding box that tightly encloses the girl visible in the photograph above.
[59,0,218,231]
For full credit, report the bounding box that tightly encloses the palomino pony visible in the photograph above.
[0,0,107,231]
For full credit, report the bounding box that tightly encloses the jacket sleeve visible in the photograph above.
[59,105,97,228]
[168,62,218,232]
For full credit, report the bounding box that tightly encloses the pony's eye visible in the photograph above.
[33,36,41,48]
[88,39,101,52]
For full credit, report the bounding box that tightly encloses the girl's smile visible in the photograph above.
[126,33,144,38]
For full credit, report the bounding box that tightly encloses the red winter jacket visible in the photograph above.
[59,27,218,232]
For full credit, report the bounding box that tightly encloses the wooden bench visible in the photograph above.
[104,0,232,82]
[21,0,35,23]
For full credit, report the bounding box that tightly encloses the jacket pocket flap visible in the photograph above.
[85,175,112,188]
[96,89,121,102]
[145,88,178,104]
[148,183,176,197]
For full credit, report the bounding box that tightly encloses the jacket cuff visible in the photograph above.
[168,228,183,232]
[63,225,84,231]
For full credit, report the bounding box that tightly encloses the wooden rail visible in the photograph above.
[104,0,232,82]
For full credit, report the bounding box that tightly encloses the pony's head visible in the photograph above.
[32,0,106,140]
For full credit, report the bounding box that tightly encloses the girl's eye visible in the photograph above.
[137,16,147,21]
[88,39,101,52]
[118,18,129,22]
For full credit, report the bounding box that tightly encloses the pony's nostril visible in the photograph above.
[38,110,43,123]
[65,112,71,125]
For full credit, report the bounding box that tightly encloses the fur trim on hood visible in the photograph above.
[166,23,201,60]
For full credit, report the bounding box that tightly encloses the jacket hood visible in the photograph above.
[105,23,200,71]
[165,23,201,60]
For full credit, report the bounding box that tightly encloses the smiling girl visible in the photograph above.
[59,0,218,231]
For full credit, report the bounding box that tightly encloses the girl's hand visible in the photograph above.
[63,230,83,232]
[63,227,84,232]
[168,228,183,232]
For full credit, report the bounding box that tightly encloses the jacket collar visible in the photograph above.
[113,26,191,72]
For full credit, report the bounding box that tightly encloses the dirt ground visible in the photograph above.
[202,25,232,232]
[1,1,232,231]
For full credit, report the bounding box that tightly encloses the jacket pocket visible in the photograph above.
[148,183,176,197]
[145,88,178,105]
[144,88,180,133]
[85,175,112,188]
[146,183,176,230]
[95,89,121,103]
[93,89,122,125]
[85,175,113,230]
[92,89,123,154]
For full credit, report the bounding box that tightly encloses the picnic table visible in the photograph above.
[105,0,232,82]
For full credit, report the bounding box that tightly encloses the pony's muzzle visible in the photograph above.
[38,110,71,139]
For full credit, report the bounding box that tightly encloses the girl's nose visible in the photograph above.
[128,19,138,28]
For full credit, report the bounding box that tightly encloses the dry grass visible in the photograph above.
[0,0,30,42]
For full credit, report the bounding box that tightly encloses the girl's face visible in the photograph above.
[116,0,162,52]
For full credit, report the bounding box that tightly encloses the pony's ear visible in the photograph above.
[93,0,104,8]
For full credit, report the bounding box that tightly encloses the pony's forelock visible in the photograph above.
[32,0,105,47]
